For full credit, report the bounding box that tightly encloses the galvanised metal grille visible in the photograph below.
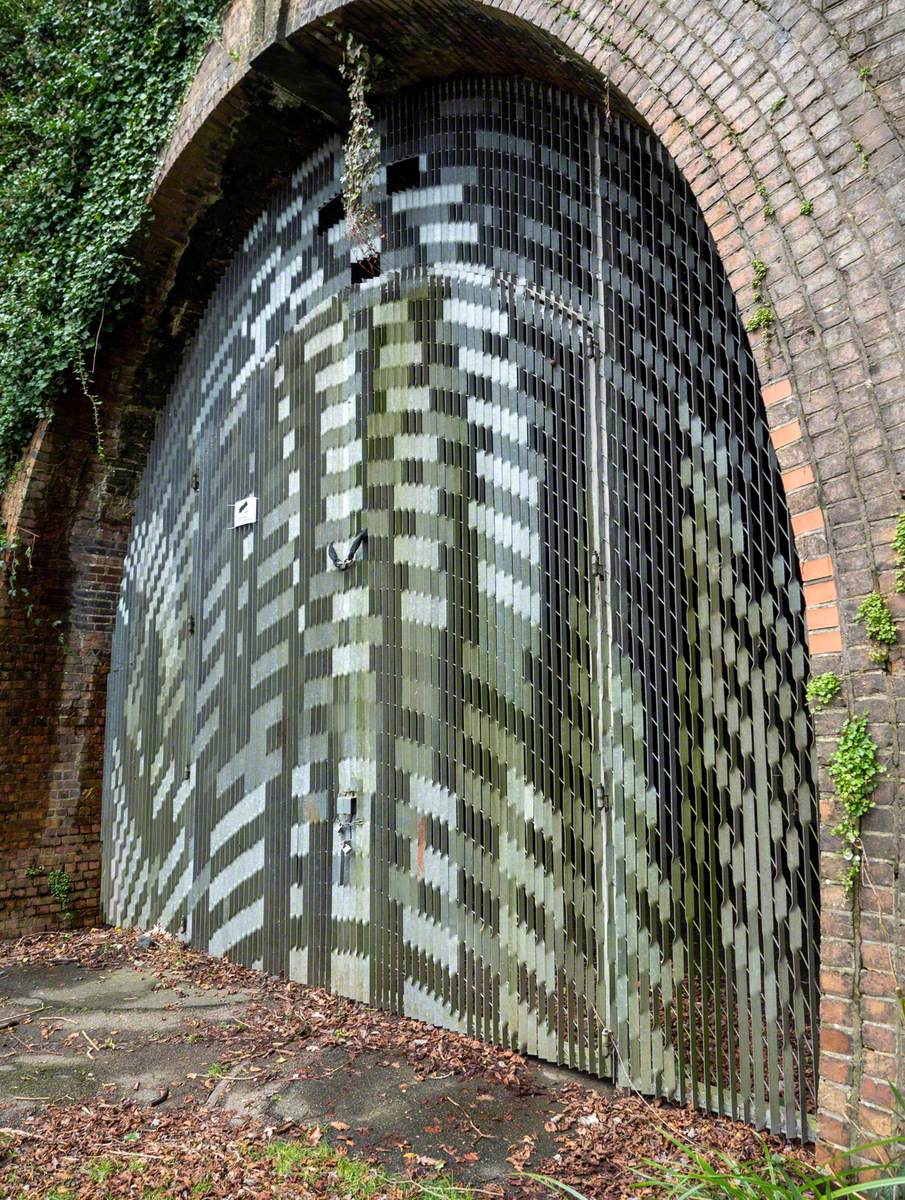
[598,118,818,1136]
[102,77,818,1136]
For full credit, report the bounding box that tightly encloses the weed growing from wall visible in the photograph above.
[893,511,905,592]
[751,258,768,301]
[806,671,841,710]
[47,868,73,921]
[828,715,885,894]
[0,0,223,482]
[745,306,774,333]
[24,864,74,921]
[856,589,897,667]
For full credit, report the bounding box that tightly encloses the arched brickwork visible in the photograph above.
[2,0,904,1154]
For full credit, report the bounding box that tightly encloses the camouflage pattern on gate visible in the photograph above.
[103,78,819,1136]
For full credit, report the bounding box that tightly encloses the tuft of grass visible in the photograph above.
[525,1130,905,1199]
[84,1157,116,1183]
[260,1137,473,1199]
[266,1138,331,1179]
[336,1154,388,1196]
[414,1181,477,1200]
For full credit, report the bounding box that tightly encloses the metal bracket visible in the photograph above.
[328,529,368,572]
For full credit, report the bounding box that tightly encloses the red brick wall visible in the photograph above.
[2,0,904,1154]
[0,407,123,936]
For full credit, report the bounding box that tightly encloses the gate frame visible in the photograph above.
[4,0,904,1158]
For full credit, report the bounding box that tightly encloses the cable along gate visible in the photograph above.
[102,78,819,1136]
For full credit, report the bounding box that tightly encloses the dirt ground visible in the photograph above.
[0,929,807,1198]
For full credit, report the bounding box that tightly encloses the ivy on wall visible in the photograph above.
[828,715,885,894]
[0,0,223,482]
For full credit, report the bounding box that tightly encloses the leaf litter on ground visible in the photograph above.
[0,928,815,1198]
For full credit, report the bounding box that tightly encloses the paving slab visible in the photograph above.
[0,956,603,1187]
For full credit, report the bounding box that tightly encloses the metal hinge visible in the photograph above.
[328,529,368,571]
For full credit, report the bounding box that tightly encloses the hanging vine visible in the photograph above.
[338,34,381,252]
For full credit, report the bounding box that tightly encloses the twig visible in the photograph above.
[7,1003,46,1019]
[0,1127,46,1139]
[81,1030,101,1054]
[443,1096,497,1141]
[105,1149,169,1161]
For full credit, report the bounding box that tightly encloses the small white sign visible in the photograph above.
[233,494,257,528]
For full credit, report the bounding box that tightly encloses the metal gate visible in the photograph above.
[102,78,819,1135]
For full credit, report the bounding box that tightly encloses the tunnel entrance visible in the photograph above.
[102,77,819,1136]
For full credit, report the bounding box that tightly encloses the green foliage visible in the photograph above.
[755,182,775,219]
[0,0,223,480]
[745,306,774,333]
[751,258,768,302]
[768,96,786,114]
[828,715,885,894]
[260,1137,473,1199]
[893,511,905,593]
[47,867,73,919]
[528,1129,905,1198]
[1,530,64,641]
[806,671,841,710]
[856,589,897,666]
[1,533,31,595]
[799,197,814,216]
[84,1158,115,1184]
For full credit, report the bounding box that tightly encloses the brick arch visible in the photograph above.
[2,0,903,1154]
